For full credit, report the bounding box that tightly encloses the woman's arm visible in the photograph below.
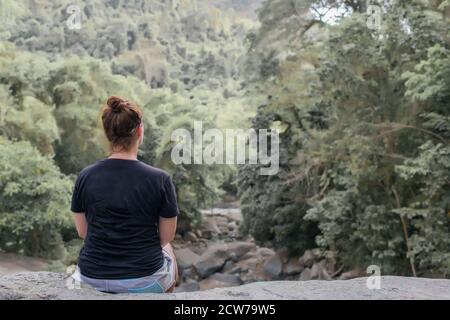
[73,213,88,239]
[159,216,177,247]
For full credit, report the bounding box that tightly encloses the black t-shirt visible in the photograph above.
[71,158,179,279]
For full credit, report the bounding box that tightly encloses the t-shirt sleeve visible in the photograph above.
[71,174,85,213]
[159,175,180,218]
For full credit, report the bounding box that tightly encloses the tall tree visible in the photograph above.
[239,0,450,276]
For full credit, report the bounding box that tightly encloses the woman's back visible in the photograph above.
[72,158,179,280]
[71,96,179,293]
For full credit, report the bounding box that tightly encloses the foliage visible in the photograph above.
[0,137,73,259]
[238,0,450,277]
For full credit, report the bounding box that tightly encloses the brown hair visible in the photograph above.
[101,96,143,152]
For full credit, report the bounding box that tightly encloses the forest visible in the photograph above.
[0,0,449,279]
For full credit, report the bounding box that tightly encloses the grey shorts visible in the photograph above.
[72,248,176,294]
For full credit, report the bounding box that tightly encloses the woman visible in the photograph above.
[71,96,179,293]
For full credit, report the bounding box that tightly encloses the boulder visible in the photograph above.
[240,251,257,260]
[180,267,200,281]
[199,218,221,239]
[255,247,275,259]
[226,210,243,223]
[228,266,243,274]
[222,260,236,273]
[1,272,449,300]
[283,257,305,275]
[316,260,332,280]
[214,216,229,228]
[176,218,192,234]
[321,268,332,281]
[174,248,201,269]
[193,244,228,278]
[210,273,242,286]
[263,254,283,279]
[299,268,312,281]
[310,263,322,279]
[226,242,256,261]
[301,250,315,268]
[227,221,238,231]
[183,231,198,242]
[276,248,290,264]
[236,257,259,273]
[175,281,200,292]
[199,273,242,291]
[339,269,365,280]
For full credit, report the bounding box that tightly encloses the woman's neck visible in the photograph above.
[108,147,138,161]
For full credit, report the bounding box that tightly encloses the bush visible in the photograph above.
[0,137,73,259]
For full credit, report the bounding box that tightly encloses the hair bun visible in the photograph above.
[107,96,126,113]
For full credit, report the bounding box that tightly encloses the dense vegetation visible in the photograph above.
[238,0,450,277]
[0,0,256,262]
[0,0,448,278]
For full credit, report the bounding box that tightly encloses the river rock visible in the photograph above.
[214,216,230,228]
[276,248,290,264]
[181,266,201,281]
[226,210,243,223]
[236,257,259,273]
[240,251,257,260]
[175,234,182,241]
[199,273,241,291]
[299,268,312,281]
[193,244,228,278]
[227,221,237,231]
[339,269,365,280]
[283,257,305,275]
[228,265,243,274]
[175,280,200,292]
[311,262,322,279]
[199,218,221,239]
[175,248,201,269]
[226,242,256,261]
[183,231,198,242]
[210,273,242,286]
[176,218,192,234]
[263,254,283,279]
[255,247,276,259]
[321,268,332,281]
[301,250,315,268]
[222,260,235,273]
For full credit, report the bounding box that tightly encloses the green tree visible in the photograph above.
[0,137,73,259]
[239,0,450,276]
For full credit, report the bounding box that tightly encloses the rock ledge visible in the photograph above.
[0,272,449,300]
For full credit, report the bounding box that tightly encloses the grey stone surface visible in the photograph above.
[174,247,201,269]
[226,241,256,261]
[299,268,312,281]
[263,254,283,279]
[193,245,228,278]
[1,272,449,300]
[210,272,242,286]
[174,281,200,293]
[284,257,305,275]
